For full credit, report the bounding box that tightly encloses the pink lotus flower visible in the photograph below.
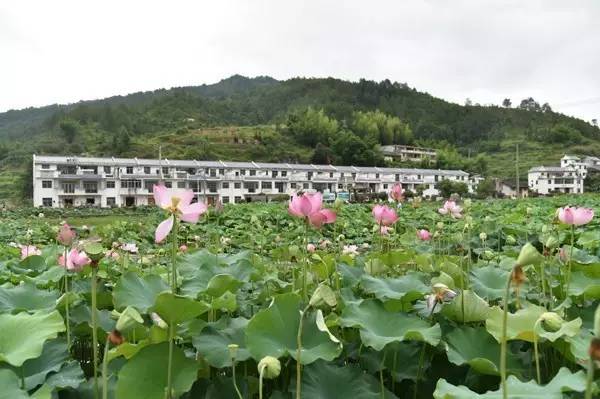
[389,183,404,202]
[179,244,188,252]
[557,206,594,226]
[417,229,431,241]
[306,243,316,253]
[438,201,462,218]
[372,205,399,226]
[20,245,41,259]
[57,223,76,246]
[288,192,336,228]
[59,248,91,272]
[153,184,208,243]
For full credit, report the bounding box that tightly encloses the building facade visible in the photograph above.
[379,145,437,163]
[33,155,476,208]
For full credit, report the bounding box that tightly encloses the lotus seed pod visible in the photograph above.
[516,243,543,266]
[483,250,494,260]
[479,232,487,241]
[540,312,564,332]
[258,356,281,379]
[545,236,559,249]
[228,344,239,360]
[590,338,600,361]
[506,235,516,245]
[108,330,124,346]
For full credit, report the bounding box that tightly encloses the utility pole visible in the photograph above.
[515,143,520,198]
[159,145,163,182]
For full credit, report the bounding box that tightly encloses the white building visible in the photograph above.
[32,155,477,208]
[379,145,437,163]
[528,166,584,195]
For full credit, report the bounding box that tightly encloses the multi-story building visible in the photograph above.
[32,155,476,208]
[379,145,437,163]
[528,166,584,195]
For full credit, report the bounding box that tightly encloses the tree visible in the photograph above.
[502,98,512,108]
[518,97,541,112]
[311,143,333,164]
[592,119,598,127]
[351,110,413,146]
[330,130,384,166]
[286,107,338,147]
[476,178,496,198]
[59,119,79,143]
[464,98,473,106]
[437,179,468,198]
[541,102,553,113]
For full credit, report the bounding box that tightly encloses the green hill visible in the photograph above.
[1,75,599,204]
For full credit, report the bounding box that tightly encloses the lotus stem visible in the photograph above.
[500,270,512,399]
[540,258,547,309]
[533,320,541,384]
[102,336,110,399]
[91,267,99,399]
[380,351,387,399]
[232,359,243,399]
[565,225,575,298]
[64,247,71,349]
[413,343,427,399]
[166,321,175,399]
[259,364,266,399]
[296,305,309,399]
[585,355,595,399]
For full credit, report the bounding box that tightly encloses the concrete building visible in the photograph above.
[33,154,477,208]
[528,166,584,195]
[379,145,437,163]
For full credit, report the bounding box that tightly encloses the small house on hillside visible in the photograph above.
[495,179,529,198]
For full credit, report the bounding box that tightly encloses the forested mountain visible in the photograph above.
[1,75,599,202]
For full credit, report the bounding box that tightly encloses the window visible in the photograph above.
[162,167,169,176]
[122,180,141,189]
[395,174,400,181]
[307,172,313,180]
[177,181,186,188]
[42,198,53,207]
[340,173,344,178]
[104,166,112,174]
[234,182,241,189]
[62,183,75,193]
[144,167,151,174]
[272,171,278,178]
[244,182,258,192]
[275,182,285,192]
[126,166,133,174]
[219,169,225,175]
[249,170,256,176]
[86,198,95,205]
[83,182,98,193]
[41,164,50,170]
[376,173,380,178]
[107,197,116,206]
[303,183,309,189]
[106,181,115,188]
[234,196,242,203]
[222,196,230,204]
[42,180,52,188]
[290,182,297,189]
[222,182,229,189]
[207,181,218,193]
[383,184,388,189]
[329,173,334,178]
[209,169,217,177]
[282,171,287,177]
[352,173,356,179]
[165,181,172,188]
[262,181,272,189]
[240,169,246,176]
[338,184,343,189]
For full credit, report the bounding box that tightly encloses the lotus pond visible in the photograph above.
[2,194,600,399]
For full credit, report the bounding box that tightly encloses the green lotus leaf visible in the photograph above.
[567,271,600,298]
[340,299,441,350]
[485,304,546,343]
[292,360,397,399]
[441,290,491,323]
[18,255,47,273]
[113,272,169,313]
[211,291,237,312]
[433,367,586,398]
[115,342,199,399]
[30,384,53,399]
[445,326,523,376]
[0,282,59,313]
[26,266,65,286]
[44,360,85,389]
[151,292,209,324]
[191,316,250,368]
[245,293,342,364]
[470,265,510,300]
[360,272,429,303]
[0,310,65,366]
[205,274,242,297]
[0,369,29,399]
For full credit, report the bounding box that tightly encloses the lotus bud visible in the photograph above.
[334,198,344,209]
[545,236,559,249]
[228,344,239,360]
[436,222,444,230]
[483,250,495,260]
[539,312,564,332]
[516,243,543,266]
[57,223,76,246]
[479,232,487,241]
[257,356,281,379]
[526,207,533,215]
[116,306,143,332]
[506,235,516,245]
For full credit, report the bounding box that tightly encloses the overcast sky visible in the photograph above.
[1,1,599,121]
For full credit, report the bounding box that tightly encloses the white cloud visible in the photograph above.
[1,0,599,121]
